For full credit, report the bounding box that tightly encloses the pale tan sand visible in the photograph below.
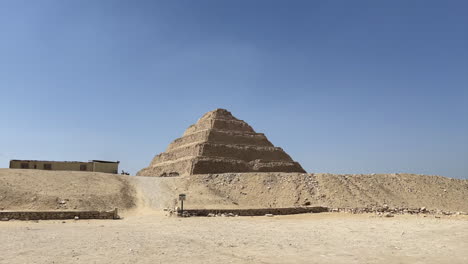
[0,168,136,211]
[2,169,467,213]
[1,213,467,264]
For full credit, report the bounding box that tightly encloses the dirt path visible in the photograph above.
[1,213,467,264]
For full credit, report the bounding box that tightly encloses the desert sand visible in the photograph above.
[1,168,468,263]
[1,212,467,264]
[2,169,467,213]
[131,172,468,212]
[0,169,136,211]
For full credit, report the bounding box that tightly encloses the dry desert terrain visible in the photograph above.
[1,169,468,263]
[1,212,467,264]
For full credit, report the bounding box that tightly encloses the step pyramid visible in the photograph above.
[137,109,306,176]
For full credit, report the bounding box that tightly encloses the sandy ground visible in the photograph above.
[131,172,468,212]
[2,170,467,263]
[2,169,467,213]
[1,212,467,264]
[0,169,136,211]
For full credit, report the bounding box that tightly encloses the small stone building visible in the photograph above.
[9,160,119,174]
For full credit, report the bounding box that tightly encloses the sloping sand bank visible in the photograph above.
[0,169,136,211]
[130,172,468,212]
[1,169,467,214]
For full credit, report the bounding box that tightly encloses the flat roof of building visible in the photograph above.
[10,160,120,164]
[90,160,120,164]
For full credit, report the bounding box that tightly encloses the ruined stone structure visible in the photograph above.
[137,109,305,176]
[10,160,119,174]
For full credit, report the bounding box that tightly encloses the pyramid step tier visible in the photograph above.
[183,118,255,136]
[151,143,293,164]
[137,157,305,176]
[167,129,273,151]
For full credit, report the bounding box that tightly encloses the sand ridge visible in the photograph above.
[131,172,468,213]
[1,169,467,214]
[0,168,136,212]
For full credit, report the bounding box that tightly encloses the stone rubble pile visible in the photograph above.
[328,205,467,216]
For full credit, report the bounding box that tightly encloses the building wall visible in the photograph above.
[92,162,119,174]
[9,160,118,174]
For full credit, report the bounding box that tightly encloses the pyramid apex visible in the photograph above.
[199,108,234,121]
[209,108,231,114]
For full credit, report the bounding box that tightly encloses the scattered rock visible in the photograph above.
[181,211,190,217]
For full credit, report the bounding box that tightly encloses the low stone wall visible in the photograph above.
[181,206,328,216]
[0,208,119,221]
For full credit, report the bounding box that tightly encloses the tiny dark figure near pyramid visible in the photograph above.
[137,109,305,176]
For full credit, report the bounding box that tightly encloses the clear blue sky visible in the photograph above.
[1,0,467,178]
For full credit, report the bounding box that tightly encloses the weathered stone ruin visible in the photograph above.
[137,109,305,176]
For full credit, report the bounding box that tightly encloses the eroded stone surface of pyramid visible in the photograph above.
[137,109,306,176]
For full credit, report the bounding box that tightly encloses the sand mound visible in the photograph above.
[131,173,468,212]
[315,173,468,212]
[2,168,466,214]
[0,169,136,211]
